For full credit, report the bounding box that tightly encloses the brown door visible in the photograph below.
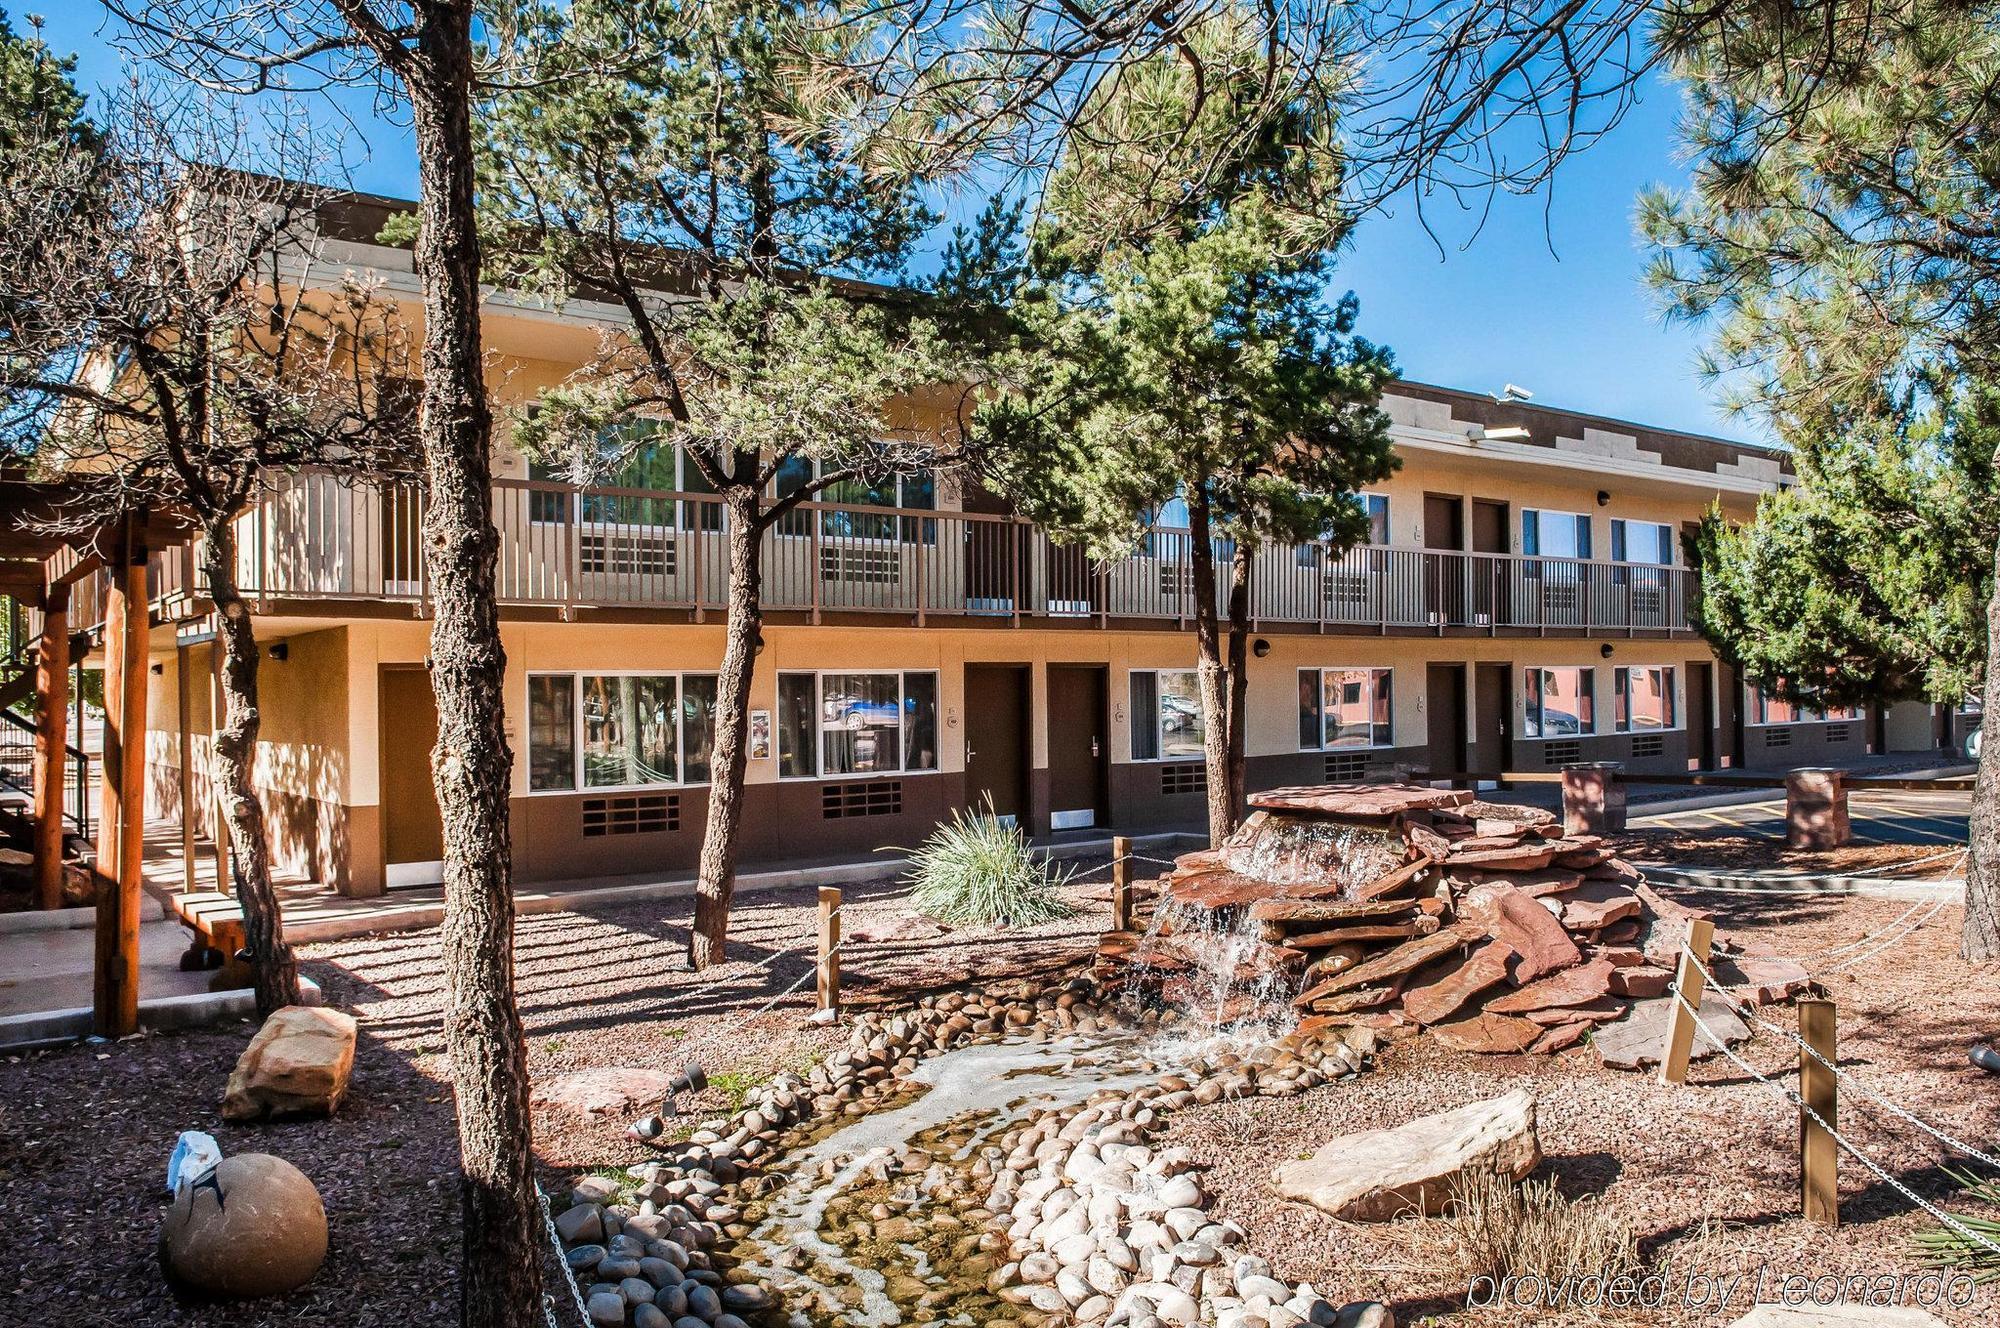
[1426,664,1467,779]
[1046,665,1108,829]
[960,481,1029,610]
[379,666,445,887]
[1472,662,1512,776]
[1471,500,1509,623]
[1424,494,1466,623]
[965,664,1031,826]
[1717,661,1745,768]
[1687,661,1716,770]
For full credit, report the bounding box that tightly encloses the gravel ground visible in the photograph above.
[3,856,1995,1328]
[1161,889,2000,1328]
[1612,829,1967,878]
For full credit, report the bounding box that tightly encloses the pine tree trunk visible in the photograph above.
[692,496,764,970]
[405,13,542,1325]
[1187,493,1234,846]
[1225,541,1252,817]
[1963,528,2000,964]
[200,522,299,1016]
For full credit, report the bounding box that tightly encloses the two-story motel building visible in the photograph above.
[38,190,1950,900]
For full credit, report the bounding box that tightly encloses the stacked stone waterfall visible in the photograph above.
[1099,783,1806,1058]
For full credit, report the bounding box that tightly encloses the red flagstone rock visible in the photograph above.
[1560,883,1643,932]
[1403,941,1515,1026]
[1554,843,1619,869]
[1446,842,1560,870]
[1248,784,1473,817]
[1485,957,1617,1015]
[1288,922,1427,948]
[1294,927,1472,1006]
[1250,897,1425,925]
[1607,966,1672,999]
[1460,799,1559,829]
[1460,886,1582,983]
[1586,857,1644,883]
[1167,869,1289,910]
[1356,859,1437,900]
[1404,822,1453,861]
[1430,1011,1543,1055]
[1456,868,1586,898]
[1529,1020,1594,1055]
[1307,984,1405,1014]
[1523,996,1625,1026]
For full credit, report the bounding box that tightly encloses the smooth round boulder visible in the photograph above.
[158,1154,328,1299]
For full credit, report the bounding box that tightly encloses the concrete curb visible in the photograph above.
[0,973,323,1050]
[1632,862,1965,900]
[287,831,1203,945]
[0,896,165,935]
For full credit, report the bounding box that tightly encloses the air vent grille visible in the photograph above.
[1324,752,1370,782]
[1764,727,1792,748]
[1826,723,1852,743]
[1631,733,1665,759]
[822,780,903,819]
[1160,762,1207,796]
[1542,740,1582,766]
[582,793,679,837]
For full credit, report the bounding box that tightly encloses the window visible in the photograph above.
[1750,686,1800,725]
[776,671,939,778]
[527,425,721,531]
[1614,666,1678,731]
[820,470,937,544]
[1522,509,1592,560]
[1299,668,1394,749]
[1130,669,1204,760]
[1303,494,1389,567]
[1524,667,1596,737]
[1821,702,1863,722]
[1611,519,1674,565]
[526,672,718,792]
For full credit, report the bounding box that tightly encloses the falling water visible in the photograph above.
[1218,814,1404,893]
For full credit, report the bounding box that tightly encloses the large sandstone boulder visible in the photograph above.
[1730,1308,1945,1327]
[159,1153,328,1298]
[221,1006,358,1122]
[1271,1088,1540,1221]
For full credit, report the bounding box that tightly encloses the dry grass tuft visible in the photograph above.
[1445,1170,1640,1284]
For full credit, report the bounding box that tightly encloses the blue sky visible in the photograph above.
[34,6,1757,445]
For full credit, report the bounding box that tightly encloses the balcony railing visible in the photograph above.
[134,475,1695,633]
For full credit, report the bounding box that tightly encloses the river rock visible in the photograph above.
[1593,992,1750,1071]
[1270,1088,1540,1220]
[220,1006,358,1121]
[587,1291,627,1327]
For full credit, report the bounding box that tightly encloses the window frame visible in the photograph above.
[1613,665,1680,733]
[1297,667,1395,750]
[1610,518,1675,567]
[1522,508,1593,561]
[1129,667,1206,762]
[524,669,720,795]
[1524,665,1597,738]
[774,669,942,780]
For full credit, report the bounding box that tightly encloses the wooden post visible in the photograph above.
[816,886,841,1014]
[1658,917,1717,1086]
[94,532,147,1038]
[1111,835,1132,932]
[1799,997,1839,1227]
[176,642,195,895]
[208,637,231,895]
[30,583,70,910]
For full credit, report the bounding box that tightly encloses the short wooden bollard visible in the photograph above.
[1800,997,1839,1227]
[1110,836,1132,932]
[1659,917,1717,1085]
[817,887,841,1015]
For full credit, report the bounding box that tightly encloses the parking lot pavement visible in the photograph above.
[1632,787,1970,847]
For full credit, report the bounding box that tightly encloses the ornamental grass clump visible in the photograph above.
[1912,1167,2000,1280]
[904,803,1076,928]
[1446,1171,1640,1287]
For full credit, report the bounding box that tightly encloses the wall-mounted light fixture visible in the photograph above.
[1596,490,1611,506]
[1252,638,1271,658]
[268,642,289,662]
[150,661,163,675]
[1465,424,1532,446]
[1600,643,1614,659]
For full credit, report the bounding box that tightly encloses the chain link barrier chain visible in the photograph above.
[537,1182,592,1328]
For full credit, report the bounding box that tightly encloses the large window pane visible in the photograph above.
[1159,670,1204,758]
[778,673,816,777]
[1525,667,1594,737]
[1130,671,1160,760]
[681,674,718,782]
[1618,666,1675,730]
[822,672,901,774]
[1325,668,1393,748]
[823,473,899,540]
[1525,510,1591,559]
[902,672,938,770]
[582,675,678,787]
[528,675,576,791]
